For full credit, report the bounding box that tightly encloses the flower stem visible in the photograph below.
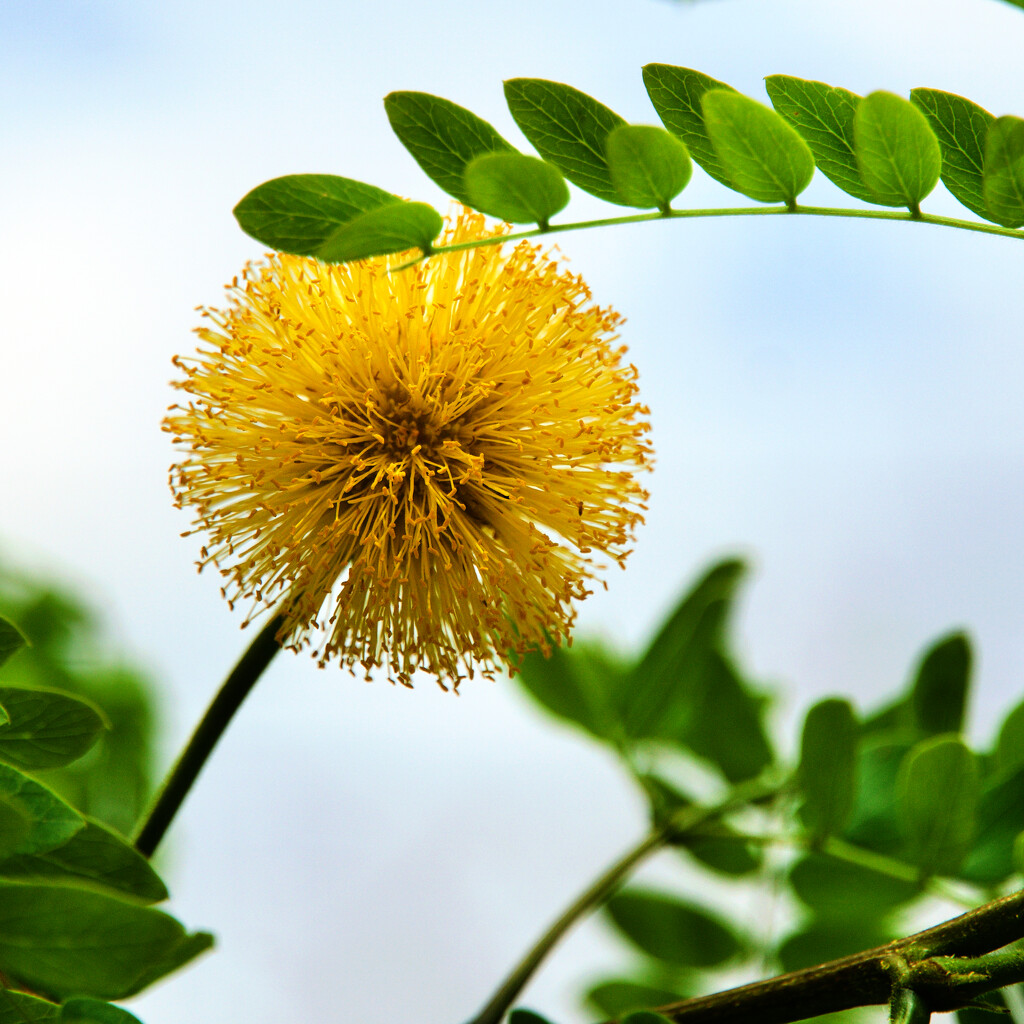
[466,775,779,1024]
[132,614,286,858]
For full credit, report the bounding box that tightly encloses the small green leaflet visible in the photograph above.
[316,201,443,263]
[463,153,569,227]
[642,65,737,188]
[0,763,83,858]
[911,89,994,221]
[0,686,108,771]
[853,91,941,211]
[0,989,60,1024]
[798,698,857,839]
[909,631,970,737]
[765,75,878,204]
[995,699,1024,776]
[983,116,1024,229]
[702,89,815,205]
[0,617,28,670]
[585,980,689,1019]
[60,999,142,1024]
[897,736,979,876]
[503,79,628,204]
[508,1010,557,1024]
[605,125,692,211]
[384,91,516,207]
[233,174,401,255]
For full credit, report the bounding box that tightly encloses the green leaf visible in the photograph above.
[910,632,971,737]
[702,89,815,204]
[642,65,738,188]
[897,736,979,876]
[622,558,746,742]
[0,763,83,857]
[316,201,443,263]
[513,638,627,743]
[983,115,1024,229]
[0,617,28,669]
[765,75,878,204]
[463,153,569,227]
[0,819,168,903]
[778,919,891,972]
[853,91,942,210]
[503,78,628,204]
[233,174,401,255]
[0,686,108,771]
[0,882,212,1001]
[0,794,32,861]
[60,999,142,1024]
[798,698,858,839]
[789,853,919,920]
[384,91,515,207]
[605,125,692,210]
[995,699,1024,776]
[604,889,742,968]
[910,89,995,220]
[585,981,688,1019]
[843,740,910,856]
[508,1011,556,1024]
[0,705,7,728]
[958,765,1024,884]
[0,990,60,1024]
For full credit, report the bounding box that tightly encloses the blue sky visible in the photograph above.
[2,1,1024,1022]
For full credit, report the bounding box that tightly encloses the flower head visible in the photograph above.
[165,209,651,689]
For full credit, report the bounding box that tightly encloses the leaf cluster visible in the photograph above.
[233,69,1024,264]
[511,558,1024,1024]
[0,599,209,1024]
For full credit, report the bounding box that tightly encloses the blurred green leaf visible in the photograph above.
[702,89,815,204]
[605,125,692,210]
[585,980,688,1019]
[778,919,890,972]
[642,65,737,188]
[0,990,60,1023]
[317,201,443,263]
[60,999,142,1024]
[233,174,401,255]
[958,765,1024,884]
[0,617,27,669]
[910,632,970,737]
[765,76,877,204]
[995,699,1024,776]
[0,763,83,857]
[843,740,910,856]
[0,819,167,903]
[911,89,994,221]
[983,115,1024,229]
[604,889,743,968]
[503,79,628,204]
[508,1010,556,1024]
[798,698,857,839]
[0,882,212,1001]
[0,793,32,860]
[897,736,979,876]
[464,153,569,226]
[384,91,515,207]
[854,91,941,210]
[0,686,107,771]
[789,853,918,920]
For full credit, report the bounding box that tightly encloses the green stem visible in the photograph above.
[399,204,1023,268]
[132,613,286,858]
[467,775,779,1024]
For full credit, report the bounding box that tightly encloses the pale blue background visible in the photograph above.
[2,1,1023,1022]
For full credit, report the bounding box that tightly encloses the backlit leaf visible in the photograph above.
[0,794,32,861]
[798,698,857,838]
[60,999,142,1024]
[233,174,400,255]
[0,990,60,1023]
[0,686,108,771]
[702,89,815,204]
[503,79,628,204]
[854,92,941,210]
[464,153,569,226]
[0,617,27,669]
[316,201,443,263]
[789,853,918,920]
[605,125,692,210]
[983,115,1024,229]
[585,980,689,1018]
[910,632,970,737]
[384,91,515,206]
[0,763,83,857]
[765,75,877,204]
[958,765,1024,884]
[995,699,1024,776]
[642,65,737,187]
[911,89,994,220]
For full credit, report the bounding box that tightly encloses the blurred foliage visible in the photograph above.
[0,556,157,837]
[512,558,1024,1022]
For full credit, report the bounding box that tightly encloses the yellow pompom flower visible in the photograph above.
[165,209,652,689]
